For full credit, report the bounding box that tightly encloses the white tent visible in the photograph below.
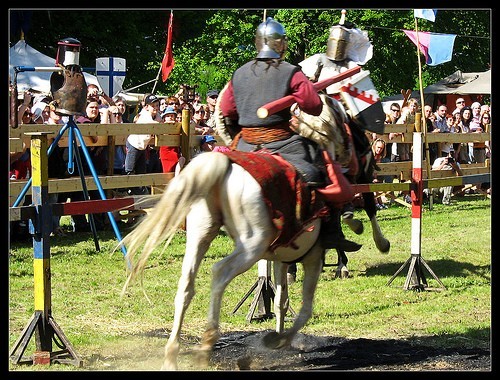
[9,39,100,96]
[382,70,490,113]
[423,70,490,95]
[382,70,490,102]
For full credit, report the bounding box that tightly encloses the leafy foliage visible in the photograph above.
[10,9,490,99]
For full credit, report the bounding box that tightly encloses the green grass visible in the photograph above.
[8,194,491,371]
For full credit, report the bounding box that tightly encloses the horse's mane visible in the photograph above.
[291,94,352,168]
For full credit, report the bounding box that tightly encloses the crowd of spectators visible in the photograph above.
[424,98,491,166]
[10,84,226,240]
[10,85,491,240]
[366,97,491,208]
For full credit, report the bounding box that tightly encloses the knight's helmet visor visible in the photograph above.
[326,24,350,61]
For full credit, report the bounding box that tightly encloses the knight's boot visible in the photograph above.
[320,208,362,252]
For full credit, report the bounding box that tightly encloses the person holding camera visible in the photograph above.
[426,151,463,205]
[87,83,113,107]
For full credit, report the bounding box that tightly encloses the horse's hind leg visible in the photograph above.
[371,216,390,253]
[162,204,221,370]
[363,192,390,253]
[272,261,290,334]
[334,249,350,279]
[342,203,364,235]
[163,247,207,370]
[263,244,323,349]
[201,241,268,363]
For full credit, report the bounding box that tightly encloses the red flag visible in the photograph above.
[161,11,175,82]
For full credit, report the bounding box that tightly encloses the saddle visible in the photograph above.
[223,150,328,252]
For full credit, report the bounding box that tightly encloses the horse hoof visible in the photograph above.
[344,218,364,235]
[377,239,390,253]
[262,331,288,349]
[335,269,350,279]
[161,361,178,371]
[194,349,211,369]
[237,355,252,370]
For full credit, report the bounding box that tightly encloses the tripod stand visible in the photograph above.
[12,115,127,255]
[232,260,296,322]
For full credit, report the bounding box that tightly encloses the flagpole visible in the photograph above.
[414,17,433,180]
[151,65,162,94]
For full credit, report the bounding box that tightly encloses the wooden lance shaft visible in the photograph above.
[257,65,361,119]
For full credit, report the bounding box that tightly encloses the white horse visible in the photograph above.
[120,151,326,370]
[120,94,390,370]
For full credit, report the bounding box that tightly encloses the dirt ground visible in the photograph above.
[109,329,488,372]
[208,330,491,371]
[13,329,489,372]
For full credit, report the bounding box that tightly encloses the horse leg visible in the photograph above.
[363,192,390,253]
[342,203,364,235]
[198,231,272,366]
[334,249,350,279]
[162,204,221,371]
[263,244,324,349]
[162,239,213,370]
[192,164,276,369]
[272,261,290,334]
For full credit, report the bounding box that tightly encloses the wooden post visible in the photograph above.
[29,133,53,351]
[180,108,191,162]
[9,132,82,367]
[413,18,433,181]
[386,132,445,290]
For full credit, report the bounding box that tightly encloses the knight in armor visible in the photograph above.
[298,10,386,233]
[218,17,360,252]
[299,10,385,142]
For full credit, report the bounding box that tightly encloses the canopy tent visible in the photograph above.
[381,91,434,115]
[423,69,490,95]
[113,90,145,106]
[9,39,100,97]
[382,69,490,112]
[9,40,147,106]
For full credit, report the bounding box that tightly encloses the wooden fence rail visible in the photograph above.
[9,121,491,206]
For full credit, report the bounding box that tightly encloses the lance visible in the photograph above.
[257,65,361,119]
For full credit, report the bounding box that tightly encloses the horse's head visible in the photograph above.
[291,94,352,167]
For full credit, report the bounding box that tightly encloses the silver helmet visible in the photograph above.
[255,17,287,59]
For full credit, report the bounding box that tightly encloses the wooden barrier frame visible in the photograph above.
[9,121,491,208]
[9,133,83,367]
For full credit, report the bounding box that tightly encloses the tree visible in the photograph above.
[10,9,490,100]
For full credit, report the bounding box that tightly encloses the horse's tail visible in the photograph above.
[120,152,231,290]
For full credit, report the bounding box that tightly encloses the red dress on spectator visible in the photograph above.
[10,150,31,179]
[159,146,180,172]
